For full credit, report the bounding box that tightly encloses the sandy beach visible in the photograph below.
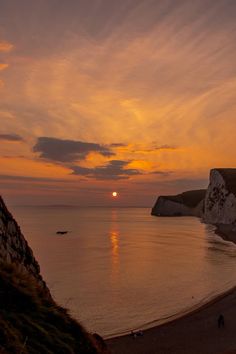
[106,286,236,354]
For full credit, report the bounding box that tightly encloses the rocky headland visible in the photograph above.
[152,168,236,243]
[151,189,206,217]
[0,196,109,354]
[204,169,236,243]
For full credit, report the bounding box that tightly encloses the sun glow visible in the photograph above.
[112,191,118,197]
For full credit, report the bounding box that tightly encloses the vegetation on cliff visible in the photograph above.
[0,262,107,354]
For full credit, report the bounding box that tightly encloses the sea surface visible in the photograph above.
[11,206,236,337]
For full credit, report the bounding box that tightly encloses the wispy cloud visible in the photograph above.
[109,143,127,148]
[0,41,13,52]
[151,170,173,176]
[0,40,13,87]
[131,144,178,153]
[0,134,23,142]
[0,174,70,183]
[5,0,234,153]
[154,145,177,151]
[0,64,9,71]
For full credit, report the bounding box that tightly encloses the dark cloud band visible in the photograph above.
[33,137,114,162]
[72,160,142,180]
[0,134,23,141]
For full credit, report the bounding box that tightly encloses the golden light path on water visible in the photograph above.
[110,210,120,278]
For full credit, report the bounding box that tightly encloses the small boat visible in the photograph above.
[56,231,68,235]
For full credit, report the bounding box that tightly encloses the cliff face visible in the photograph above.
[0,197,108,354]
[0,196,48,293]
[204,169,236,224]
[151,197,192,216]
[152,168,236,230]
[151,190,206,217]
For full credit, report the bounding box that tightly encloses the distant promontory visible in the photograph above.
[152,168,236,242]
[151,189,206,217]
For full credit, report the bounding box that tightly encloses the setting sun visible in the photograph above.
[112,191,118,197]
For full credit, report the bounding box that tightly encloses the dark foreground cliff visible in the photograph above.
[0,197,108,354]
[0,262,107,354]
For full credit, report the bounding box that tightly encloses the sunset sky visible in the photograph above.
[1,0,236,206]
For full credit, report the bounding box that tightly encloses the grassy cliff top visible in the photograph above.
[0,262,107,354]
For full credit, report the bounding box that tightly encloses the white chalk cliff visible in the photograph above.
[204,169,236,225]
[152,169,236,230]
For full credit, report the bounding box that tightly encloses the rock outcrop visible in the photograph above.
[0,196,49,295]
[151,190,206,217]
[204,169,236,224]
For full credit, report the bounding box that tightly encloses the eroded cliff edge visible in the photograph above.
[0,197,108,354]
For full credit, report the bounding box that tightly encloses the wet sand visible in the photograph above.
[106,286,236,354]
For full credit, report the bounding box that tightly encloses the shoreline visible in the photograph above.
[106,225,236,354]
[106,284,236,353]
[106,225,236,339]
[104,283,236,340]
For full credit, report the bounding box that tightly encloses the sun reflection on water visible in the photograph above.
[111,230,119,264]
[110,210,120,278]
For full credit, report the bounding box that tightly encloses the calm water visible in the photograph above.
[11,206,236,337]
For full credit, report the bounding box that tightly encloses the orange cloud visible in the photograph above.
[128,160,153,171]
[0,64,9,71]
[0,156,71,179]
[0,41,13,52]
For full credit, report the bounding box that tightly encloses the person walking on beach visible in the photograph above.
[218,314,225,328]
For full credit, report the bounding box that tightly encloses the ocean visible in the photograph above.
[11,206,236,338]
